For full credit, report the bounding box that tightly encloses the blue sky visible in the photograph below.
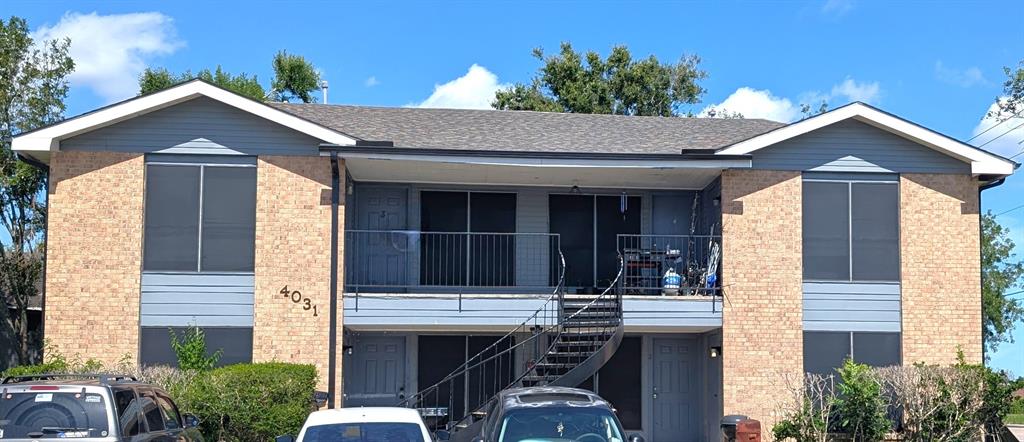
[10,0,1024,374]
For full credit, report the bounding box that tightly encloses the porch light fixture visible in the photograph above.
[709,346,722,358]
[570,184,581,194]
[343,345,354,355]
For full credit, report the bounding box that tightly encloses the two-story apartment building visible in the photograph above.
[13,80,1017,441]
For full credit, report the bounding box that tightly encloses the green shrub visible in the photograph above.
[772,373,836,442]
[833,359,889,441]
[185,362,318,441]
[1,344,120,379]
[169,325,223,370]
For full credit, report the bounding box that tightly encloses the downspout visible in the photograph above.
[328,152,340,408]
[15,153,49,362]
[978,176,1007,365]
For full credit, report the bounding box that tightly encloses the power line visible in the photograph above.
[969,108,1024,142]
[977,120,1024,149]
[995,203,1024,218]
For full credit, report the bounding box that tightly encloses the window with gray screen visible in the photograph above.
[802,175,899,282]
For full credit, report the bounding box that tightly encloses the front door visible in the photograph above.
[651,338,697,442]
[354,186,409,289]
[345,336,407,407]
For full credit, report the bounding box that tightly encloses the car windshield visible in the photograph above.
[497,407,624,442]
[0,391,111,439]
[301,422,426,442]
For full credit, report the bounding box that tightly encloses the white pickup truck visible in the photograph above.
[277,407,434,442]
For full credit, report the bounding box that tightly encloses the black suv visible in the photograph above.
[446,387,644,442]
[0,373,203,441]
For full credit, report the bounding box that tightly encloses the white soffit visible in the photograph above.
[12,80,357,155]
[716,102,1017,176]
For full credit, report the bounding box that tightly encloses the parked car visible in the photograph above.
[0,373,203,441]
[445,387,643,442]
[277,407,433,442]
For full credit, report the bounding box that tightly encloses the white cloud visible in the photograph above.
[830,78,881,104]
[822,0,854,15]
[701,78,881,122]
[412,64,507,109]
[935,61,988,88]
[365,76,379,87]
[33,11,183,103]
[700,88,802,122]
[971,100,1024,159]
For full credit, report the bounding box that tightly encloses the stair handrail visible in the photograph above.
[400,246,567,408]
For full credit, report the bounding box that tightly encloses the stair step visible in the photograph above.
[555,341,603,348]
[562,319,620,328]
[562,301,619,309]
[557,331,612,339]
[521,375,557,384]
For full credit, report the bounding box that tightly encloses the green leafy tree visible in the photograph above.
[0,16,74,366]
[493,43,707,116]
[169,325,223,371]
[990,59,1023,121]
[139,66,265,100]
[981,212,1024,353]
[270,50,321,103]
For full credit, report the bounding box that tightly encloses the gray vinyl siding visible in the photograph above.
[753,120,970,173]
[140,272,254,327]
[62,97,322,155]
[802,282,901,332]
[343,294,721,330]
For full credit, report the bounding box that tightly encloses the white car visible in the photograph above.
[277,407,434,442]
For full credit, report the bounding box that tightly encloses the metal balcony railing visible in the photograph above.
[345,230,561,293]
[616,234,723,296]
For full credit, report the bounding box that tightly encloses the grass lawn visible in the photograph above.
[1006,414,1024,425]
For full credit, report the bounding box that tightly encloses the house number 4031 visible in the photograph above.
[280,286,318,317]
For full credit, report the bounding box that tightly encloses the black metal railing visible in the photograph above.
[345,230,561,293]
[616,234,722,296]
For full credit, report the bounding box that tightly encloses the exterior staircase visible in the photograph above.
[400,251,625,436]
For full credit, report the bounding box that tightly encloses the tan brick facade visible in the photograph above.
[720,169,804,432]
[899,173,982,364]
[46,151,145,364]
[252,156,344,402]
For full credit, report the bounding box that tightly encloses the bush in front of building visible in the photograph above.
[773,357,1022,442]
[169,325,223,371]
[182,362,318,442]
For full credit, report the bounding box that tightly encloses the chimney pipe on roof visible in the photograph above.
[320,80,329,104]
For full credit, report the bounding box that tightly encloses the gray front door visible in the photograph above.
[345,335,407,407]
[652,338,698,442]
[355,186,409,288]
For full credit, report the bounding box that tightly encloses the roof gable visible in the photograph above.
[716,102,1017,176]
[12,80,356,161]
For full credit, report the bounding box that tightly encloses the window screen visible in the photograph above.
[852,332,901,368]
[803,331,851,376]
[144,166,201,271]
[803,181,850,280]
[851,183,899,281]
[200,167,257,271]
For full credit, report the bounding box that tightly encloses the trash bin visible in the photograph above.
[720,415,748,441]
[736,419,761,441]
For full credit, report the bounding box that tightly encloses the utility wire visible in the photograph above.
[969,108,1024,142]
[977,120,1024,149]
[995,203,1024,218]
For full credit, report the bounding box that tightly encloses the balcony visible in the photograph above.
[343,230,722,331]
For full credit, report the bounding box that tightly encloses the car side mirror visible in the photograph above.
[183,413,200,429]
[628,434,645,442]
[435,430,451,441]
[275,435,296,442]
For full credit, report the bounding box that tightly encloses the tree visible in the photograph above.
[981,211,1024,353]
[990,59,1023,121]
[493,43,707,116]
[139,66,265,100]
[0,16,74,365]
[270,50,321,103]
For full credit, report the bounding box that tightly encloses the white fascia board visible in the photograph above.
[12,80,357,153]
[716,102,1017,176]
[333,150,752,169]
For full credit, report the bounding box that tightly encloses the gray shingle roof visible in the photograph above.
[268,103,785,155]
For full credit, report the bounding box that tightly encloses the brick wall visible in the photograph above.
[900,173,982,364]
[46,151,145,364]
[720,169,804,433]
[251,156,344,403]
